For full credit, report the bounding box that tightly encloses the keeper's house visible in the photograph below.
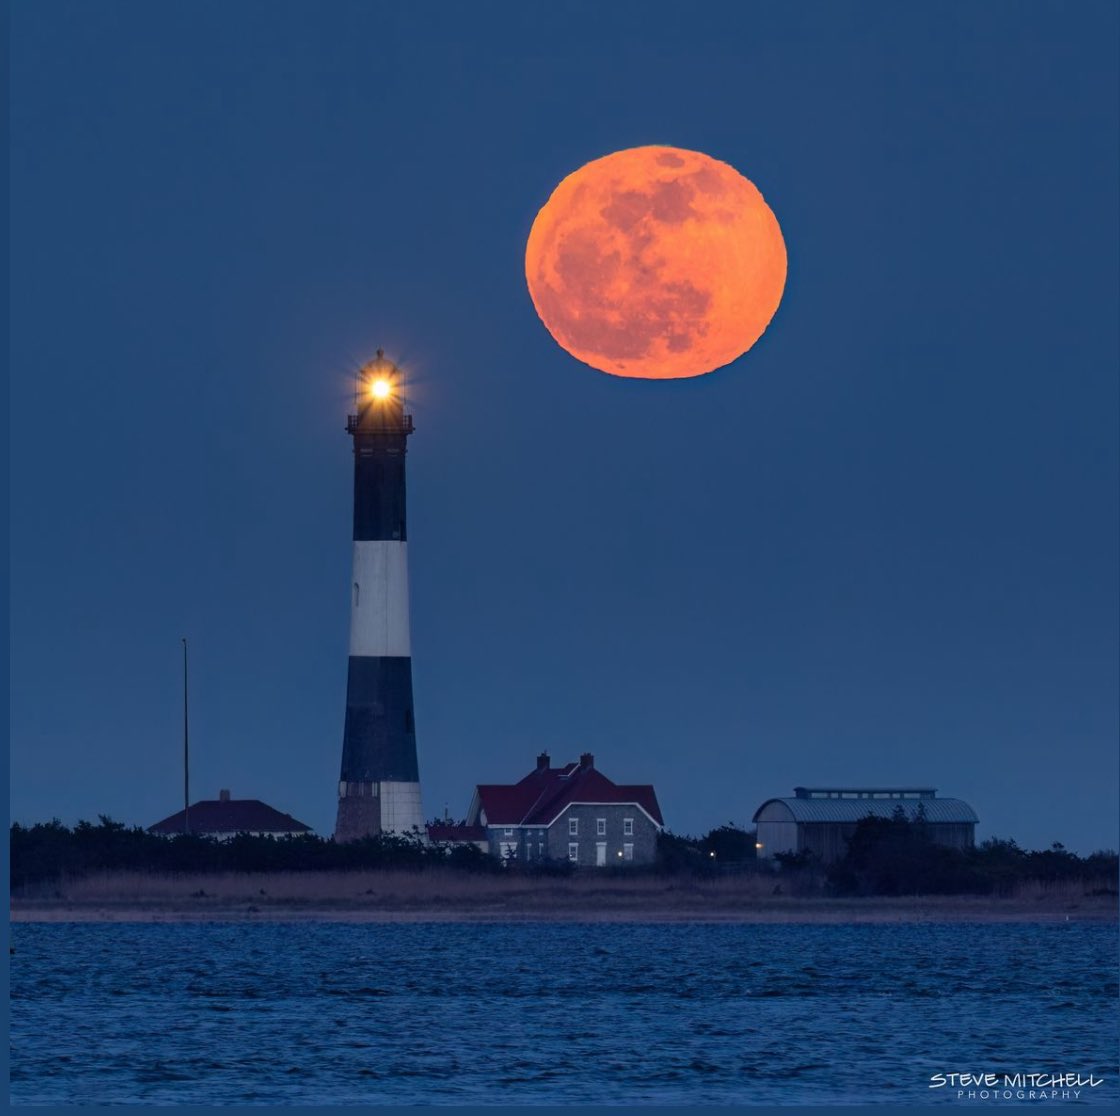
[752,786,978,864]
[447,752,663,866]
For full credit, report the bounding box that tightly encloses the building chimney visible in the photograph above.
[219,789,230,802]
[536,751,550,771]
[579,752,594,770]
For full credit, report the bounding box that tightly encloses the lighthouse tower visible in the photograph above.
[334,350,424,841]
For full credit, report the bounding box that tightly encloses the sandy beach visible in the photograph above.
[10,869,1117,923]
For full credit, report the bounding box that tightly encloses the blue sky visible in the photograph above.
[9,1,1118,851]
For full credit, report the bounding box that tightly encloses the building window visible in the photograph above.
[569,817,578,836]
[623,817,634,836]
[504,828,514,837]
[568,842,579,862]
[623,843,634,862]
[596,818,606,836]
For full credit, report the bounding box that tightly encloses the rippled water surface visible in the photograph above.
[9,921,1117,1105]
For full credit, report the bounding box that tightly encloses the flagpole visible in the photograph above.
[182,637,190,835]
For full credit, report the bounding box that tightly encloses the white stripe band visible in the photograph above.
[378,781,425,836]
[349,541,411,657]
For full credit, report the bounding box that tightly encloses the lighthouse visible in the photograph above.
[334,350,424,841]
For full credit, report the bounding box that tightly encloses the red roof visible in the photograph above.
[148,798,311,836]
[427,823,487,843]
[473,757,663,827]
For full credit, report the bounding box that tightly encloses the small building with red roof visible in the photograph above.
[425,822,488,852]
[447,752,663,866]
[148,789,312,840]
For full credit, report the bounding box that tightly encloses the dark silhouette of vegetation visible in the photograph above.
[10,815,1117,897]
[700,823,759,863]
[824,810,1118,897]
[12,819,763,889]
[9,817,497,890]
[772,849,821,871]
[655,830,707,873]
[656,825,760,874]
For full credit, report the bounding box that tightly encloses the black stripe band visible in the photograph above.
[352,435,408,541]
[339,656,419,783]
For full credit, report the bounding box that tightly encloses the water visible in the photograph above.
[9,921,1117,1105]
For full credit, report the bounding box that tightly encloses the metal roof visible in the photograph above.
[753,796,978,825]
[793,786,937,797]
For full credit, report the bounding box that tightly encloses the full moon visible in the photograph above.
[525,145,787,380]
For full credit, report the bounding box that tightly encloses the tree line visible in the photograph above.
[11,816,762,888]
[10,818,484,890]
[9,812,1118,896]
[778,809,1118,897]
[9,817,752,889]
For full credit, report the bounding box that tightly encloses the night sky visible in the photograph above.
[10,1,1118,852]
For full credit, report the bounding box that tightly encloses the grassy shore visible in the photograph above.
[10,869,1118,923]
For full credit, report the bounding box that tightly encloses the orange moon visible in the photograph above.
[525,145,787,380]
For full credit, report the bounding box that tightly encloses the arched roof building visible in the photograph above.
[752,786,978,864]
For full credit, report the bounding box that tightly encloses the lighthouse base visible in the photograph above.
[334,781,424,842]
